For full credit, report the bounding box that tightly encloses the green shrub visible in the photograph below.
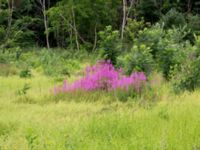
[155,27,189,79]
[187,14,200,34]
[187,14,200,39]
[19,68,32,78]
[0,51,16,63]
[0,55,7,64]
[161,9,186,29]
[118,44,155,75]
[98,26,121,65]
[136,24,164,57]
[172,37,200,92]
[123,24,189,79]
[172,59,200,92]
[124,18,146,42]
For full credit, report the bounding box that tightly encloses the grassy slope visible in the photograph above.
[0,76,200,150]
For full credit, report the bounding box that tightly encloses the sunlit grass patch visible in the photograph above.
[0,74,200,149]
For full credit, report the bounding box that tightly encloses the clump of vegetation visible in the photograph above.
[118,44,155,75]
[161,9,186,29]
[17,83,31,96]
[16,83,35,103]
[98,26,121,65]
[172,37,200,92]
[54,60,146,101]
[19,68,32,78]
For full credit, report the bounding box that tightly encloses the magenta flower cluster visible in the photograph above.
[54,60,146,94]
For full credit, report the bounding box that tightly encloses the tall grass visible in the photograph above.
[0,75,200,149]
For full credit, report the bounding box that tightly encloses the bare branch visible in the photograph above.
[59,14,86,44]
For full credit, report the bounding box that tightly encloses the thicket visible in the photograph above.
[1,0,200,95]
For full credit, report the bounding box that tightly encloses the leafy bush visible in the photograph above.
[134,25,188,79]
[37,50,81,76]
[155,27,188,79]
[187,14,200,35]
[0,51,16,63]
[0,54,8,64]
[118,44,155,75]
[121,24,189,79]
[172,37,200,91]
[19,68,32,78]
[98,26,121,65]
[161,9,186,29]
[136,24,164,57]
[124,18,147,42]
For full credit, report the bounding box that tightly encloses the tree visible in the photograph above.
[37,0,50,49]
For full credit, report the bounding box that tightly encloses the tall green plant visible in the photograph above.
[98,26,121,65]
[119,44,155,75]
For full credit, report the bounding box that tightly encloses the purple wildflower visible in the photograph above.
[54,60,147,94]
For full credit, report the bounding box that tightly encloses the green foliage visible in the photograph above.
[172,37,200,91]
[136,24,164,57]
[17,83,31,96]
[136,0,160,23]
[25,127,39,150]
[161,9,186,29]
[119,44,155,75]
[98,26,121,65]
[0,26,6,43]
[19,68,32,78]
[130,24,188,79]
[47,0,121,49]
[124,18,146,42]
[187,14,200,35]
[38,50,76,76]
[155,27,189,79]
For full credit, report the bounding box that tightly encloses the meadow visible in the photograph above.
[0,53,200,150]
[1,0,200,149]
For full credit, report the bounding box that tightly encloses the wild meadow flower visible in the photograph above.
[54,60,146,94]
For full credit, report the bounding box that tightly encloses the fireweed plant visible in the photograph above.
[54,60,147,98]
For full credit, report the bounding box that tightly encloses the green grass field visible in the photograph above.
[0,75,200,150]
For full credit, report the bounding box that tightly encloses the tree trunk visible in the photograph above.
[187,0,192,13]
[5,0,14,40]
[44,13,50,49]
[92,23,97,51]
[39,0,50,49]
[126,0,135,19]
[72,6,80,51]
[121,0,127,40]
